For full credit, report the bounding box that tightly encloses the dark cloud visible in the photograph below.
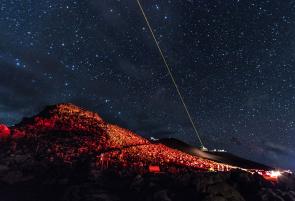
[263,141,295,158]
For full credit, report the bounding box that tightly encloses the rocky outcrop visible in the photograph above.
[0,103,294,201]
[0,143,295,201]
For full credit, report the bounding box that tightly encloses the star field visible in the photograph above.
[1,0,295,170]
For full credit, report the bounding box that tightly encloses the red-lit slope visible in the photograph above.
[1,103,232,172]
[12,103,149,149]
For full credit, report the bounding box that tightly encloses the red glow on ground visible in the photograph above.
[7,104,236,174]
[4,103,285,180]
[149,165,161,173]
[12,129,26,139]
[256,170,285,182]
[0,124,10,139]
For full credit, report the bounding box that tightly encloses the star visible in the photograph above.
[0,0,294,170]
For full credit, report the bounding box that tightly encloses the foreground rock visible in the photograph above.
[0,103,294,201]
[0,160,295,201]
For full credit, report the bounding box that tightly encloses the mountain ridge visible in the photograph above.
[0,103,235,173]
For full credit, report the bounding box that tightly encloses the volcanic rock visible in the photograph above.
[0,103,294,201]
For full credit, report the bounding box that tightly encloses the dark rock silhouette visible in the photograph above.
[158,138,272,170]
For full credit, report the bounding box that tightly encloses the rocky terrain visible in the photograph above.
[0,103,294,201]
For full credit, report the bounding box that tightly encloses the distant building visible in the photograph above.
[150,137,159,141]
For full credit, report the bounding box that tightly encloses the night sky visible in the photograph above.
[1,0,295,170]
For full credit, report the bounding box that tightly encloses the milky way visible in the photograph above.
[1,0,295,169]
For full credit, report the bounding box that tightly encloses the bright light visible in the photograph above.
[269,171,282,178]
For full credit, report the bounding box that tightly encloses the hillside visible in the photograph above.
[0,103,234,172]
[0,103,294,201]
